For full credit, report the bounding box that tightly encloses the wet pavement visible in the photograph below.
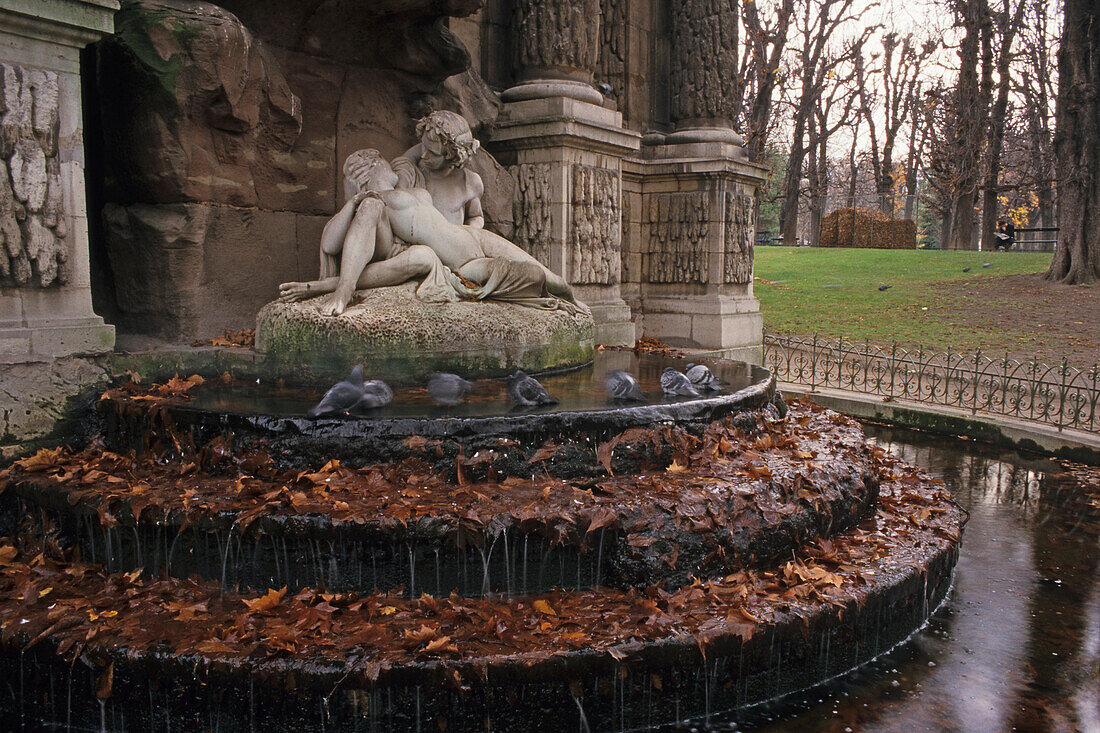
[677,423,1100,733]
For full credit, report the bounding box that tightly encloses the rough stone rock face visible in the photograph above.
[94,0,512,343]
[103,202,325,340]
[0,64,67,288]
[256,283,594,382]
[98,0,304,208]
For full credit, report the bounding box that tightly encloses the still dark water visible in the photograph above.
[677,424,1100,733]
[185,352,763,419]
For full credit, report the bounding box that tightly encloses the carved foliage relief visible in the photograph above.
[669,0,739,123]
[0,63,67,288]
[513,0,601,74]
[511,163,554,267]
[646,192,708,284]
[724,192,755,284]
[569,164,619,285]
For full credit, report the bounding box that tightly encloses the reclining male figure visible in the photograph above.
[278,149,585,317]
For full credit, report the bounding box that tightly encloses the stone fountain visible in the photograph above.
[0,2,964,731]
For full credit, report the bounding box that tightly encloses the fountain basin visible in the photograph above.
[0,461,963,732]
[99,352,775,479]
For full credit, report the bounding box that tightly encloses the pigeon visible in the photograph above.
[982,262,991,268]
[427,373,474,406]
[308,366,365,417]
[684,363,721,391]
[604,370,646,402]
[595,82,614,97]
[356,380,393,410]
[506,370,558,407]
[878,284,892,291]
[661,367,701,397]
[770,390,789,419]
[962,267,971,272]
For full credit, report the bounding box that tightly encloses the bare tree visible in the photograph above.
[778,0,874,245]
[1016,0,1057,229]
[741,0,796,161]
[942,0,994,250]
[855,32,937,215]
[979,0,1029,250]
[1045,0,1100,284]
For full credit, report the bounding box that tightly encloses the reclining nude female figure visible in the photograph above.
[278,149,586,317]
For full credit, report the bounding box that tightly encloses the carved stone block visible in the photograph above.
[0,63,67,289]
[669,0,739,124]
[645,192,709,284]
[724,192,755,284]
[569,164,620,285]
[511,162,554,267]
[512,0,601,78]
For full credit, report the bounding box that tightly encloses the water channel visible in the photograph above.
[670,423,1100,733]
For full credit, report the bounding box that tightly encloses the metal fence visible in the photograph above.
[764,333,1099,433]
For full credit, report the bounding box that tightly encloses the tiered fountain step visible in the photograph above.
[6,404,876,596]
[0,357,966,732]
[0,446,962,732]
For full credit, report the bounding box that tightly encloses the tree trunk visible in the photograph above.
[1046,0,1100,283]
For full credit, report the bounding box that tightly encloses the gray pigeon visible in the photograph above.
[356,380,393,410]
[506,370,558,406]
[428,373,474,406]
[878,284,892,291]
[605,370,646,402]
[661,367,701,397]
[684,363,721,391]
[308,366,365,417]
[982,262,991,268]
[962,267,971,272]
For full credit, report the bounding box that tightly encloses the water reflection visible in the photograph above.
[185,351,764,419]
[675,424,1100,732]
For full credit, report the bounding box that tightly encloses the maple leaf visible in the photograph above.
[666,459,689,474]
[532,599,557,616]
[422,635,458,654]
[15,447,65,472]
[242,587,286,613]
[0,545,16,565]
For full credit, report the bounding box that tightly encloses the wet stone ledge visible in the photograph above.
[4,404,879,596]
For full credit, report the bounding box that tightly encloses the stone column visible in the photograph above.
[0,0,118,359]
[488,0,640,346]
[624,0,766,361]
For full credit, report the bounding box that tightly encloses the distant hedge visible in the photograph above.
[819,207,917,249]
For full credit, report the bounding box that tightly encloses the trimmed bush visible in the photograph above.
[820,207,917,249]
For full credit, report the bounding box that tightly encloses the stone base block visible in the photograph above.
[587,301,636,347]
[0,320,115,361]
[255,283,594,383]
[640,295,761,352]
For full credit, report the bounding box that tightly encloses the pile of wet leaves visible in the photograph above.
[0,448,962,685]
[2,402,880,588]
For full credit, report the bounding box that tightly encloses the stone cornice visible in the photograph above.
[0,0,120,48]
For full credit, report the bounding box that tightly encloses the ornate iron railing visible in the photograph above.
[763,333,1100,434]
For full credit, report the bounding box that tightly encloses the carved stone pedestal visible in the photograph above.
[624,138,768,362]
[489,94,640,346]
[0,1,118,360]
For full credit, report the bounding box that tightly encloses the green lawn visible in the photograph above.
[754,247,1054,352]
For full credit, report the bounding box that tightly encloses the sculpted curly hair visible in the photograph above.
[415,111,480,167]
